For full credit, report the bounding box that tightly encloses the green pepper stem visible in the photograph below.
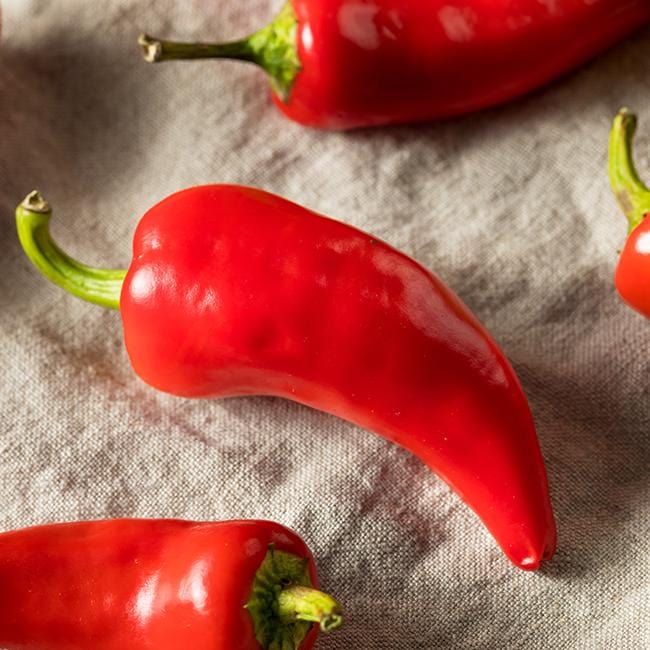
[608,108,650,232]
[138,33,256,64]
[245,546,343,647]
[277,585,344,633]
[138,1,301,101]
[15,191,126,310]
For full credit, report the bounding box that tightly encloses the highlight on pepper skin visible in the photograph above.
[15,184,556,570]
[138,0,650,129]
[609,108,650,319]
[0,519,342,650]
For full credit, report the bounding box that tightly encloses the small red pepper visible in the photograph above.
[0,518,342,649]
[609,108,650,319]
[16,185,556,570]
[138,1,650,129]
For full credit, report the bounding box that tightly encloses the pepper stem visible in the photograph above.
[277,585,343,633]
[608,108,650,232]
[138,33,256,64]
[15,191,126,310]
[245,546,343,649]
[138,1,301,101]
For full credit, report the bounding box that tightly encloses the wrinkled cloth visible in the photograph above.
[1,1,649,648]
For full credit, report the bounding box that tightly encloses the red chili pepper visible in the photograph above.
[0,518,341,649]
[138,1,650,129]
[16,185,556,570]
[609,108,650,319]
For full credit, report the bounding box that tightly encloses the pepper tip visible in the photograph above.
[20,190,51,214]
[615,107,637,133]
[320,611,343,633]
[138,33,162,63]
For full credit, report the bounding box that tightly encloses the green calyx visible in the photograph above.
[245,546,343,650]
[138,1,301,102]
[248,2,301,101]
[608,108,650,232]
[15,191,126,310]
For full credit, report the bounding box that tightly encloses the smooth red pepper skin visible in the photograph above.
[615,216,650,318]
[120,185,556,569]
[0,519,320,650]
[277,0,650,129]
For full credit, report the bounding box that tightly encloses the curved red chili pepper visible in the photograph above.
[15,186,556,570]
[609,109,650,319]
[0,518,341,650]
[139,0,650,129]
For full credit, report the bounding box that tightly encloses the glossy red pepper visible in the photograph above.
[16,185,556,570]
[139,0,650,129]
[609,108,650,319]
[0,518,342,650]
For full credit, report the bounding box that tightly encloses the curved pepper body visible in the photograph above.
[120,185,556,569]
[0,519,321,650]
[615,216,650,318]
[277,0,650,128]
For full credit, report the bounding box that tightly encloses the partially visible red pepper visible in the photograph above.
[15,185,556,570]
[609,109,650,319]
[138,1,650,129]
[0,518,342,650]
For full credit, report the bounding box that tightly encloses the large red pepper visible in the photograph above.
[0,518,342,649]
[609,108,650,319]
[16,185,556,570]
[138,0,650,129]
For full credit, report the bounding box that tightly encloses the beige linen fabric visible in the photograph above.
[1,1,649,648]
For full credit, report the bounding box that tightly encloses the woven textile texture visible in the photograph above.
[1,1,649,648]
